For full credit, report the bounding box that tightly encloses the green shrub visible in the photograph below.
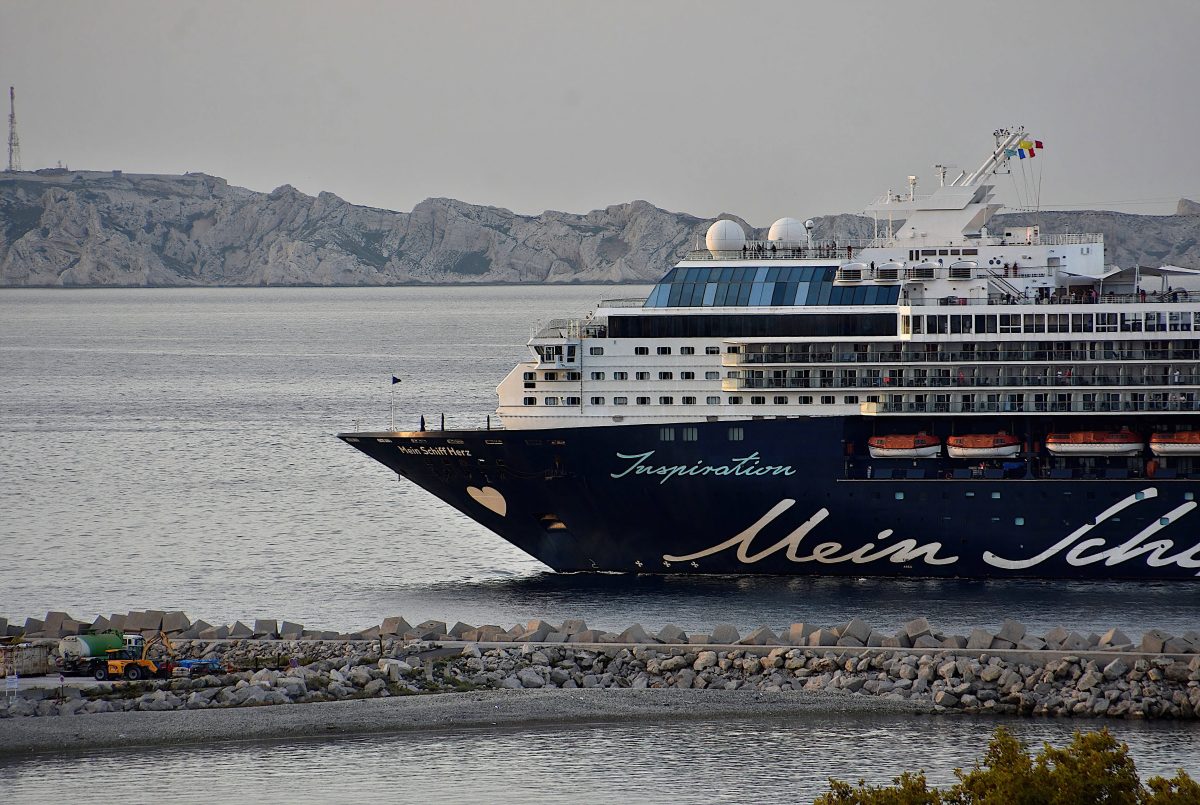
[814,727,1198,805]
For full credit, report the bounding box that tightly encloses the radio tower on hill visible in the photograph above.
[7,86,21,172]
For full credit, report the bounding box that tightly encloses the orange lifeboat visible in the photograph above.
[1044,428,1143,457]
[868,432,941,459]
[947,432,1021,459]
[1150,431,1200,457]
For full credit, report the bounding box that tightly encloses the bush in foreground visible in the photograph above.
[815,727,1198,804]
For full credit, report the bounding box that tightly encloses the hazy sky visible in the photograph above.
[3,0,1198,225]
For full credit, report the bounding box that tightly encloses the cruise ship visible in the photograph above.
[339,130,1200,580]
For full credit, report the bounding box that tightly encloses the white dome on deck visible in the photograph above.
[705,219,746,253]
[768,217,806,242]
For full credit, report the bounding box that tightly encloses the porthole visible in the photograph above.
[1014,517,1025,526]
[895,492,904,500]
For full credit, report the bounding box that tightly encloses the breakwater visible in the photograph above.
[4,610,1200,722]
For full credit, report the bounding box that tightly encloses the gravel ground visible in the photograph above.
[0,688,933,756]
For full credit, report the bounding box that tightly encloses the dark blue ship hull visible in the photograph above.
[339,417,1200,580]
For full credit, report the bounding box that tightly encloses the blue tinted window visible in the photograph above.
[852,286,868,305]
[703,283,717,306]
[737,283,753,306]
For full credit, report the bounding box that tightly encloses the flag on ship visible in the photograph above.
[392,376,402,384]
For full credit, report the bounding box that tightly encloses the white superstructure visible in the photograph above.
[497,129,1200,430]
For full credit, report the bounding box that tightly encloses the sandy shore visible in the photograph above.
[0,688,933,756]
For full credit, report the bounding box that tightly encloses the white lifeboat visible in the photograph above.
[1045,429,1143,457]
[1149,431,1200,457]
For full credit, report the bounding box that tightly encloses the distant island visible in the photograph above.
[1,168,1198,287]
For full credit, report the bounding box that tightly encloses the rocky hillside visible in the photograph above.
[1,169,1197,287]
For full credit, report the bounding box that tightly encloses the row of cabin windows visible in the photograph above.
[522,394,861,406]
[903,311,1200,336]
[589,371,723,381]
[632,346,716,355]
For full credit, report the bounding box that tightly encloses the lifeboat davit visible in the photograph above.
[868,432,941,459]
[947,432,1021,459]
[1044,429,1143,457]
[1150,431,1200,457]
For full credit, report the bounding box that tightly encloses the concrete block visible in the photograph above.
[867,630,887,648]
[687,634,712,644]
[279,621,302,636]
[709,624,740,644]
[198,625,229,639]
[1099,628,1132,647]
[253,619,279,638]
[996,619,1026,644]
[914,635,943,649]
[59,619,88,636]
[0,617,6,634]
[831,622,849,638]
[559,619,588,635]
[379,616,411,636]
[90,615,110,632]
[43,611,70,633]
[107,614,127,632]
[1061,632,1090,652]
[617,624,657,644]
[1043,626,1070,647]
[319,630,340,640]
[415,620,448,637]
[516,626,552,643]
[229,621,253,638]
[808,629,838,647]
[890,631,913,649]
[739,626,782,646]
[569,630,605,643]
[836,636,865,648]
[881,636,904,648]
[23,617,45,634]
[966,628,994,650]
[1017,637,1047,651]
[904,617,932,640]
[942,635,967,649]
[162,611,191,633]
[989,638,1016,650]
[656,624,687,644]
[543,632,569,643]
[476,625,506,641]
[359,626,381,640]
[1163,637,1191,654]
[523,619,553,635]
[842,618,873,644]
[142,610,166,631]
[1141,629,1171,654]
[785,623,817,646]
[448,622,475,638]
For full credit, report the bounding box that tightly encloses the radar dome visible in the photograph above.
[768,217,806,243]
[705,219,746,253]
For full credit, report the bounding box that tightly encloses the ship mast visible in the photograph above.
[7,86,21,173]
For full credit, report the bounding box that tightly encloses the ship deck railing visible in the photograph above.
[729,375,1200,391]
[733,348,1200,365]
[684,233,1105,262]
[908,292,1194,307]
[597,298,648,308]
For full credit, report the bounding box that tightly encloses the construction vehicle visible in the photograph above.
[56,631,126,676]
[93,631,175,681]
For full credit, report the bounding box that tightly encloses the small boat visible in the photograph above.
[1044,429,1143,457]
[947,432,1021,459]
[1150,431,1200,457]
[868,432,941,459]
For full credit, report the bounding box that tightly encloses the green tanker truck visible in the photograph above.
[56,631,127,675]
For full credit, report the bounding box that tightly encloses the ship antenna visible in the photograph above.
[7,86,21,172]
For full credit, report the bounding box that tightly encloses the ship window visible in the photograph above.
[844,395,858,404]
[821,395,835,404]
[636,396,650,405]
[614,371,628,380]
[544,372,558,381]
[523,372,535,381]
[681,371,695,380]
[659,396,674,405]
[965,492,975,498]
[1000,314,1021,333]
[728,396,743,405]
[636,372,650,380]
[798,396,813,404]
[613,397,628,405]
[544,397,558,406]
[683,427,698,441]
[591,371,605,380]
[523,397,537,406]
[1186,492,1195,501]
[991,491,1001,499]
[707,396,721,405]
[705,371,719,380]
[657,346,672,355]
[590,396,604,405]
[727,346,741,353]
[750,395,765,405]
[565,371,581,381]
[589,347,604,356]
[706,346,720,355]
[1015,517,1025,526]
[682,396,697,405]
[895,492,905,500]
[866,395,878,403]
[565,397,580,406]
[635,346,649,355]
[901,316,911,335]
[774,396,788,404]
[681,346,696,355]
[659,372,674,380]
[660,428,675,441]
[728,427,744,441]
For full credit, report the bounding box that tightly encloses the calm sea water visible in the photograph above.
[2,286,1199,639]
[0,715,1196,803]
